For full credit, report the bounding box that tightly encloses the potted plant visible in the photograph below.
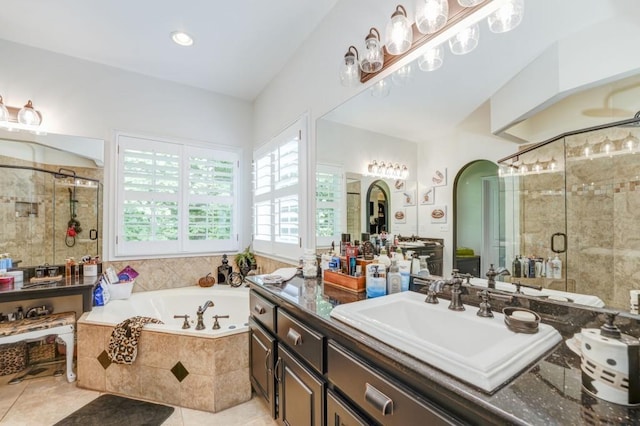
[235,245,256,277]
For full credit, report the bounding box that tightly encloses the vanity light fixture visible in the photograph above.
[360,28,384,73]
[370,79,391,98]
[367,160,409,180]
[385,5,413,55]
[392,63,414,86]
[340,0,525,85]
[0,96,9,123]
[487,0,524,33]
[448,22,479,55]
[415,0,449,34]
[171,31,194,47]
[340,46,361,87]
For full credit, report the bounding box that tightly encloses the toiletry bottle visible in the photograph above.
[551,255,562,279]
[512,256,521,278]
[410,253,420,275]
[377,247,391,270]
[366,264,387,298]
[387,260,402,294]
[398,260,411,292]
[523,257,529,278]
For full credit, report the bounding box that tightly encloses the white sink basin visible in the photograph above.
[330,291,562,392]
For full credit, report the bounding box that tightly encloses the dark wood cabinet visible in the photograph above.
[249,318,277,418]
[327,389,370,426]
[277,345,325,426]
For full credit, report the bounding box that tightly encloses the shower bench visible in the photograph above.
[0,311,76,382]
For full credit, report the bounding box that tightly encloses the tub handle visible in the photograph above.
[364,383,394,416]
[286,328,302,346]
[274,357,282,383]
[253,304,266,315]
[265,348,272,373]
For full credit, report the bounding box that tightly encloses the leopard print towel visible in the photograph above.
[107,316,163,364]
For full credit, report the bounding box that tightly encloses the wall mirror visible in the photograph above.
[314,0,640,310]
[0,129,104,269]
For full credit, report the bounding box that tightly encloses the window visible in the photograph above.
[115,133,239,257]
[316,164,344,248]
[252,117,308,260]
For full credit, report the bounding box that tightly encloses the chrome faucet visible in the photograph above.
[425,270,467,311]
[195,300,214,330]
[485,264,511,289]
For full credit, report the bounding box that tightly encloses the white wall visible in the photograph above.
[0,39,254,259]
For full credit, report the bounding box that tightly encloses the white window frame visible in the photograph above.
[252,116,308,261]
[114,132,240,258]
[316,163,344,248]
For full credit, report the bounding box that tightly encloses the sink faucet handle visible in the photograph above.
[211,314,230,330]
[173,314,191,329]
[512,281,542,294]
[476,290,494,318]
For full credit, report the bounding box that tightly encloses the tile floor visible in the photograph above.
[0,369,277,426]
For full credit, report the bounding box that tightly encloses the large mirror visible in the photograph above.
[314,0,640,309]
[0,129,104,269]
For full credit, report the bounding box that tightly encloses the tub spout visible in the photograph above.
[196,300,214,330]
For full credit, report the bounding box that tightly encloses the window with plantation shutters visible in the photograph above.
[252,117,308,260]
[316,164,344,248]
[116,133,239,257]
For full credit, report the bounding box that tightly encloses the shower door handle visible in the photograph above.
[551,232,567,253]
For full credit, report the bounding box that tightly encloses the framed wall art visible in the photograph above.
[432,168,447,187]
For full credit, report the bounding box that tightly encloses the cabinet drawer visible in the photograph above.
[328,341,458,426]
[327,389,370,426]
[250,290,276,334]
[249,318,277,419]
[277,309,324,373]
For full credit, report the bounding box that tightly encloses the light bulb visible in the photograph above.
[602,140,613,157]
[449,23,479,55]
[392,63,414,86]
[385,6,413,55]
[415,0,449,35]
[360,28,384,73]
[171,31,193,46]
[418,45,444,72]
[17,100,41,126]
[487,0,524,34]
[520,164,528,175]
[339,46,361,87]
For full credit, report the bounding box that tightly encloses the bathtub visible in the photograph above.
[77,286,251,413]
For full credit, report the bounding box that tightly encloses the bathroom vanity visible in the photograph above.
[248,275,640,425]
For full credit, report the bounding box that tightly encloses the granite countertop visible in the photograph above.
[247,274,640,425]
[0,276,97,294]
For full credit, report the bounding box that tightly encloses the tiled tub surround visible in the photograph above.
[77,287,251,412]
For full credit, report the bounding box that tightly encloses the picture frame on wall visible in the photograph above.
[393,179,405,191]
[430,205,447,224]
[432,168,447,187]
[419,186,434,205]
[393,208,407,224]
[402,190,416,206]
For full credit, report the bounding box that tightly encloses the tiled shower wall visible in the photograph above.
[517,127,640,310]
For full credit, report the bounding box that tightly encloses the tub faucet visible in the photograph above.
[425,270,467,311]
[196,300,214,330]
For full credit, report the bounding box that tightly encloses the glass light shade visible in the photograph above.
[601,140,613,157]
[449,23,479,55]
[392,63,414,86]
[415,0,449,34]
[625,135,639,153]
[458,0,485,7]
[384,6,413,55]
[360,28,384,73]
[17,100,41,126]
[418,44,444,71]
[171,31,193,46]
[487,0,524,33]
[0,96,8,122]
[340,46,361,87]
[370,79,391,98]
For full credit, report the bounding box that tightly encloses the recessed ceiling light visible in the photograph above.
[171,31,194,47]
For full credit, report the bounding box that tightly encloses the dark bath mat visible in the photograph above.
[54,394,174,426]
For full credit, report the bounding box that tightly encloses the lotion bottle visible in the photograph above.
[387,260,402,294]
[366,264,387,298]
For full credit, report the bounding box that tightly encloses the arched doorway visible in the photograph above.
[366,180,390,235]
[453,160,503,277]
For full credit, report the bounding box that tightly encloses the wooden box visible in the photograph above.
[324,270,366,293]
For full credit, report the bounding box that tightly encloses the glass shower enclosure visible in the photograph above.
[498,113,640,310]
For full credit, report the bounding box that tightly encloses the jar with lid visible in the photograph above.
[302,250,318,278]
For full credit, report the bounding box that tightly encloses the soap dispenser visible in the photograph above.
[566,312,640,406]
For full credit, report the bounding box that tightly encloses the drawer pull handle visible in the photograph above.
[364,383,394,416]
[286,328,302,346]
[253,304,266,315]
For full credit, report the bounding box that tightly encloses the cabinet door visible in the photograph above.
[249,318,277,419]
[276,345,324,426]
[327,389,370,426]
